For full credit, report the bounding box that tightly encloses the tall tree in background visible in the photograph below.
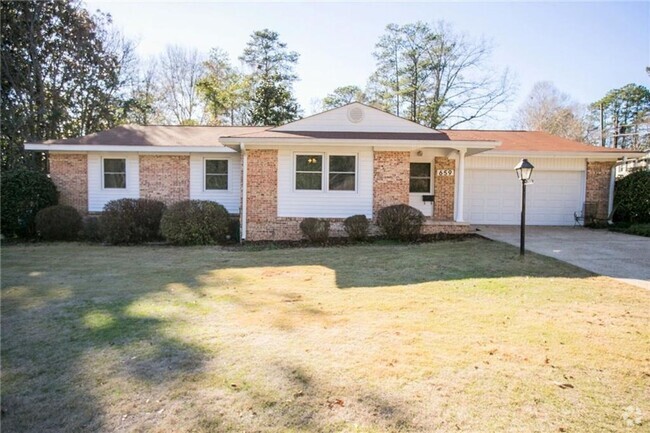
[368,21,514,129]
[158,45,206,125]
[321,85,367,110]
[197,48,252,125]
[513,81,588,141]
[1,0,136,170]
[122,59,164,125]
[240,29,300,125]
[591,84,650,149]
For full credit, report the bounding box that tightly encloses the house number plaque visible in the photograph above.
[436,169,454,176]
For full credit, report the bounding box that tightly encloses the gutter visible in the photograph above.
[240,143,247,243]
[24,143,237,153]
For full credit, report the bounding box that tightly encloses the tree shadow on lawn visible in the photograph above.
[0,238,594,432]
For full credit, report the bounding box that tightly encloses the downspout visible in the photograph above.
[240,143,247,243]
[608,162,616,224]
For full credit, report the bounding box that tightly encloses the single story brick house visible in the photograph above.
[26,103,641,241]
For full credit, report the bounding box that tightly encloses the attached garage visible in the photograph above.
[463,156,586,225]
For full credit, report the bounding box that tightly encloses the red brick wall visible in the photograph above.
[49,153,88,213]
[434,157,455,221]
[139,155,190,205]
[586,161,615,220]
[373,151,410,216]
[246,149,278,241]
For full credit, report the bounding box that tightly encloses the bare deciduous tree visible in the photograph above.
[158,46,206,125]
[513,81,588,141]
[368,21,515,129]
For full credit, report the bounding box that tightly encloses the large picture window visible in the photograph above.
[409,162,431,193]
[295,154,323,190]
[205,159,228,190]
[103,158,126,189]
[328,155,356,191]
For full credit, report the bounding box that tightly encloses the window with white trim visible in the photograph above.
[328,155,356,191]
[295,154,323,190]
[103,158,126,189]
[205,159,228,190]
[409,162,431,193]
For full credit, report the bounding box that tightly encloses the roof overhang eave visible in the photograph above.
[483,149,646,159]
[24,143,237,153]
[219,137,500,151]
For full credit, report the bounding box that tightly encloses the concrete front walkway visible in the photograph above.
[477,226,650,289]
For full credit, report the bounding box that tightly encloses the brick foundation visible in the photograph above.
[373,151,410,216]
[585,161,615,220]
[49,153,88,213]
[434,157,455,221]
[139,155,190,205]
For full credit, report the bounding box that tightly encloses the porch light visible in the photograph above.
[514,158,534,256]
[514,158,534,182]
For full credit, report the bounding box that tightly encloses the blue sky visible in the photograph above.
[88,1,649,128]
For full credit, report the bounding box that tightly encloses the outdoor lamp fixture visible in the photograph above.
[514,158,534,256]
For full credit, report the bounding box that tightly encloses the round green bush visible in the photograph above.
[35,205,82,241]
[614,171,650,223]
[299,218,330,243]
[376,204,424,241]
[344,214,369,241]
[100,198,166,245]
[160,200,230,245]
[1,168,58,238]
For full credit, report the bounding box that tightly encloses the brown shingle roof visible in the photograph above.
[440,130,626,153]
[35,124,637,154]
[39,125,269,146]
[221,130,461,141]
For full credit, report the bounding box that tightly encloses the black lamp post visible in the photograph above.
[514,158,534,256]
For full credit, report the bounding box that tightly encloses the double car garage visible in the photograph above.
[462,156,588,226]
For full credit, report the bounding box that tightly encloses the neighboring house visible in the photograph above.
[25,103,643,241]
[615,151,650,178]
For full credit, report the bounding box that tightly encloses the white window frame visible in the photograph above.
[294,152,325,192]
[293,152,358,193]
[203,158,230,192]
[102,157,127,190]
[327,154,358,193]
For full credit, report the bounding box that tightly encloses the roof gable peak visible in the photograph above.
[274,102,438,134]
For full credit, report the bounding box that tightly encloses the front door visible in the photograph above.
[408,162,434,217]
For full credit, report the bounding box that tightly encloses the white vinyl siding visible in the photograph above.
[277,147,372,218]
[464,156,586,225]
[274,103,433,133]
[88,153,139,212]
[190,153,241,214]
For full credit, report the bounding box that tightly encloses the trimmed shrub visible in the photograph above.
[614,171,650,223]
[82,216,103,242]
[300,218,330,243]
[161,200,230,245]
[376,204,424,241]
[1,168,58,238]
[100,198,166,244]
[35,205,82,241]
[344,214,369,241]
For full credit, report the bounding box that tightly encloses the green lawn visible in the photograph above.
[1,239,648,432]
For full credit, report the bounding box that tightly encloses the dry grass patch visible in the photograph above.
[1,239,648,432]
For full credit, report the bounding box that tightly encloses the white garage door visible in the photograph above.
[464,169,585,225]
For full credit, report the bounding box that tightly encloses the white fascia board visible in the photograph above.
[220,138,499,150]
[481,150,642,159]
[24,144,238,153]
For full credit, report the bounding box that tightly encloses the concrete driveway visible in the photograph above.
[477,226,650,289]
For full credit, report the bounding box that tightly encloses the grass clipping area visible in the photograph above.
[1,239,648,432]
